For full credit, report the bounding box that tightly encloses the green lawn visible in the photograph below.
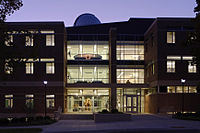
[0,128,42,133]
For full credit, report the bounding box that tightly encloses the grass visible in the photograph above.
[0,128,42,133]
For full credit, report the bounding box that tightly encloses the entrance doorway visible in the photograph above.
[125,95,138,113]
[67,89,109,113]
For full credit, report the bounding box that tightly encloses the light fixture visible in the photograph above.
[43,81,48,85]
[181,79,186,83]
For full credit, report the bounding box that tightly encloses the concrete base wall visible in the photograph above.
[145,93,200,114]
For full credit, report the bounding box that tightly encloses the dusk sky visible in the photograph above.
[7,0,196,27]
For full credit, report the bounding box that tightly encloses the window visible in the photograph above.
[25,36,33,46]
[25,94,34,109]
[46,35,55,46]
[188,61,197,73]
[46,95,55,108]
[5,35,13,46]
[117,41,144,60]
[5,95,13,108]
[167,32,175,43]
[67,65,109,83]
[167,61,175,73]
[167,86,176,93]
[152,63,155,75]
[46,63,55,74]
[4,60,13,74]
[167,56,181,60]
[117,69,144,84]
[67,41,109,60]
[26,63,34,74]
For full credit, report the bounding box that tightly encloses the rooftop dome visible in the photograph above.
[74,13,101,27]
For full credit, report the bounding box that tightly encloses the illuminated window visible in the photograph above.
[46,95,55,108]
[5,95,13,108]
[67,65,109,83]
[167,61,175,73]
[188,61,197,73]
[26,63,34,74]
[167,86,176,93]
[25,94,34,109]
[182,56,193,60]
[167,56,181,60]
[117,69,144,84]
[167,32,175,43]
[46,63,55,74]
[152,63,155,75]
[25,36,33,46]
[46,35,55,46]
[4,60,13,74]
[117,41,144,60]
[5,35,13,46]
[189,86,197,93]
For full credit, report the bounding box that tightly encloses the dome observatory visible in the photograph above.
[74,13,101,27]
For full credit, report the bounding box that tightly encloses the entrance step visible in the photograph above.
[60,114,94,120]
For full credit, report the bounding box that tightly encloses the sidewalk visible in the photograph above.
[41,114,200,133]
[1,114,200,133]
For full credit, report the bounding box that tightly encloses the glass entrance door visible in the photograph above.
[125,95,138,113]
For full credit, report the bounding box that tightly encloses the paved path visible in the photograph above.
[41,114,200,133]
[1,114,200,133]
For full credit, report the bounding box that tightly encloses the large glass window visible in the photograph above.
[117,41,144,60]
[5,95,13,108]
[26,63,34,74]
[25,94,34,109]
[67,65,109,83]
[167,32,175,43]
[67,41,109,60]
[46,95,55,108]
[117,69,144,84]
[167,61,175,73]
[67,88,109,113]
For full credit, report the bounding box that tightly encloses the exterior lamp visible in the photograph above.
[181,79,186,113]
[43,81,48,117]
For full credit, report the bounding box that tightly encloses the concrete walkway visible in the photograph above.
[41,114,200,133]
[1,114,200,133]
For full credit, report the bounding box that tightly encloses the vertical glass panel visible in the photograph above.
[176,86,183,93]
[167,61,175,73]
[26,63,34,74]
[127,97,131,107]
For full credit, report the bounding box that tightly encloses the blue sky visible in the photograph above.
[6,0,197,26]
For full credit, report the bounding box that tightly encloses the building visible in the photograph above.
[0,14,200,117]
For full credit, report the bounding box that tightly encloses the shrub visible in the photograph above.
[36,116,44,121]
[0,118,9,125]
[101,109,109,113]
[111,109,119,113]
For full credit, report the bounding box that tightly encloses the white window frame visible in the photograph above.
[188,61,197,73]
[46,35,55,46]
[46,62,55,74]
[26,62,34,74]
[5,95,13,109]
[167,32,175,44]
[46,95,55,108]
[25,35,33,46]
[167,60,175,73]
